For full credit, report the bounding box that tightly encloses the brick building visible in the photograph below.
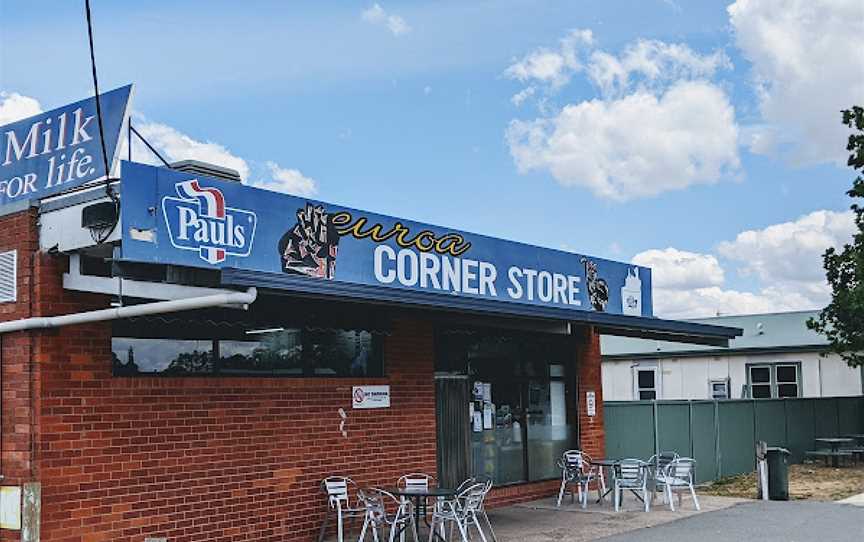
[0,92,738,541]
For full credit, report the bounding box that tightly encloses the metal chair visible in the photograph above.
[654,457,700,511]
[556,450,599,508]
[647,451,679,500]
[358,487,418,542]
[318,476,366,542]
[614,459,650,512]
[397,473,434,523]
[477,478,498,542]
[428,482,489,542]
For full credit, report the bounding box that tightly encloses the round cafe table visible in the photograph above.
[386,486,457,539]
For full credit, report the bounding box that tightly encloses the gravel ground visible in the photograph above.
[702,463,864,501]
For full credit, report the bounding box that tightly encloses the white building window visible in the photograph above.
[746,363,801,399]
[634,366,658,400]
[710,379,729,399]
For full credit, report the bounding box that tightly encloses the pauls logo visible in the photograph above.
[162,179,257,264]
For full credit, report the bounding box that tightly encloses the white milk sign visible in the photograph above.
[352,385,391,409]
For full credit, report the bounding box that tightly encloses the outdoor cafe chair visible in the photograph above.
[614,459,651,512]
[397,472,435,518]
[556,450,599,509]
[428,482,489,542]
[653,457,700,511]
[450,477,498,542]
[357,487,418,542]
[318,476,366,542]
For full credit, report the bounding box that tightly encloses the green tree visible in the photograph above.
[807,106,864,367]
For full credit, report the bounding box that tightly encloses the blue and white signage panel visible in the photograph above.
[121,162,653,317]
[0,85,132,207]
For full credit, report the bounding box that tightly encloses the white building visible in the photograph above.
[601,311,864,401]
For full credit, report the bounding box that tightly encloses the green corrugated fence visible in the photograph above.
[604,396,864,483]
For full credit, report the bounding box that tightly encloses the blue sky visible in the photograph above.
[1,0,862,317]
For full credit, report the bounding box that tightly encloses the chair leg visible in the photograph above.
[614,484,620,512]
[472,514,489,542]
[690,484,700,511]
[666,484,675,512]
[482,510,498,542]
[318,507,331,542]
[371,525,380,542]
[557,478,566,508]
[643,486,650,513]
[337,505,344,542]
[358,518,369,542]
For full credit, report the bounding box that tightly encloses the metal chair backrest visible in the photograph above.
[562,450,586,470]
[397,472,432,491]
[457,483,487,515]
[322,476,354,506]
[358,488,404,526]
[665,457,696,484]
[618,459,647,484]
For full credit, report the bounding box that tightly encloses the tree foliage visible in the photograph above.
[807,106,864,367]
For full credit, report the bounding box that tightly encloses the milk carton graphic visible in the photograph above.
[621,267,642,316]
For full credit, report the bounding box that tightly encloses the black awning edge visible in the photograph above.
[221,268,743,347]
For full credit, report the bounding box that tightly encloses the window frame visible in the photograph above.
[709,379,730,400]
[746,362,802,399]
[632,364,660,401]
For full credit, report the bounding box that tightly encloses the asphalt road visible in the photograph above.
[597,501,864,542]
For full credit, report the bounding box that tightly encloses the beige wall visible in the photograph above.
[602,350,864,401]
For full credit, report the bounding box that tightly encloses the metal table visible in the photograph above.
[590,458,619,503]
[387,486,456,540]
[814,437,854,467]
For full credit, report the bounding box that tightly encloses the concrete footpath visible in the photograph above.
[838,491,864,506]
[596,500,864,542]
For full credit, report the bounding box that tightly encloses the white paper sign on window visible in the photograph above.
[352,385,391,409]
[586,391,596,417]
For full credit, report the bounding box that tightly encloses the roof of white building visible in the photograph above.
[601,310,827,359]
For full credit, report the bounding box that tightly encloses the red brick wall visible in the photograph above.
[35,313,437,542]
[0,210,40,542]
[576,326,605,460]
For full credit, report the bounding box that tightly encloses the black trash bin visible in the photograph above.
[766,447,791,500]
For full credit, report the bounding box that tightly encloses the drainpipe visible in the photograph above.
[0,287,257,334]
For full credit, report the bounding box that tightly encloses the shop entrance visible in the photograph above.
[436,329,576,486]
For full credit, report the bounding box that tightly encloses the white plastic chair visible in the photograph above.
[614,459,650,512]
[428,482,489,542]
[357,487,418,542]
[556,450,599,508]
[318,476,365,542]
[654,457,700,511]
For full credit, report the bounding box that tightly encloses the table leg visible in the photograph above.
[831,444,839,468]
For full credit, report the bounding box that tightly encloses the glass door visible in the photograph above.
[526,364,573,480]
[470,357,527,485]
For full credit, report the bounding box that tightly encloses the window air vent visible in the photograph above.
[0,250,17,303]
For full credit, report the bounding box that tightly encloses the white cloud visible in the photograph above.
[632,248,724,289]
[504,29,594,90]
[717,209,855,284]
[651,286,816,319]
[0,91,42,125]
[506,32,739,201]
[507,80,739,200]
[635,209,854,318]
[587,40,730,98]
[131,121,250,180]
[511,86,536,107]
[256,161,317,197]
[728,0,864,164]
[362,3,411,36]
[129,119,318,196]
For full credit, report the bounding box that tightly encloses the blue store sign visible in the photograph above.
[121,162,653,317]
[0,85,132,208]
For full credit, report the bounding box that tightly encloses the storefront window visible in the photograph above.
[112,316,383,377]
